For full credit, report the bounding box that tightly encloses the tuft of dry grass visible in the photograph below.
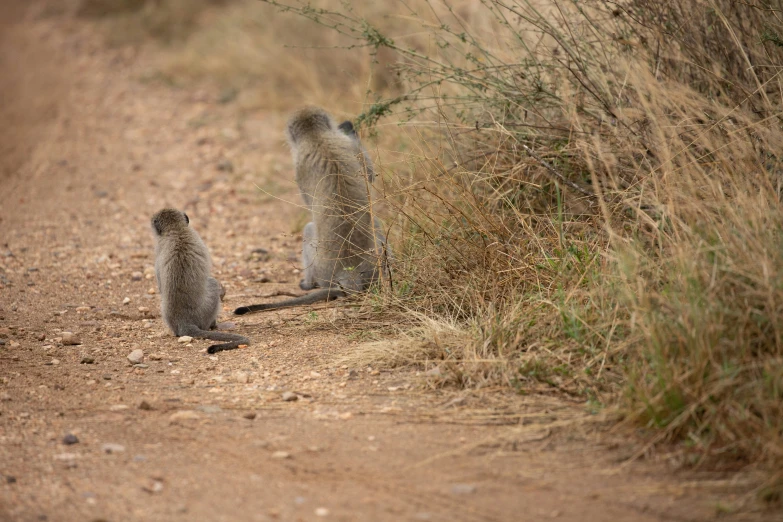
[333,314,466,372]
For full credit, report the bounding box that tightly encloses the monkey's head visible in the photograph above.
[286,106,334,145]
[151,208,189,236]
[337,120,357,138]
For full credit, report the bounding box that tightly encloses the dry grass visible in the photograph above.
[81,0,783,500]
[333,314,465,372]
[243,0,783,496]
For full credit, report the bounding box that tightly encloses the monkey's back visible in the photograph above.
[155,228,220,334]
[296,131,379,291]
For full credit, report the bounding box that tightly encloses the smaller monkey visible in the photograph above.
[152,208,250,354]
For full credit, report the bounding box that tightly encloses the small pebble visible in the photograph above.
[281,392,298,402]
[450,484,477,495]
[138,400,153,411]
[138,306,150,314]
[233,371,249,384]
[5,476,16,484]
[54,453,79,461]
[127,349,144,364]
[36,333,45,341]
[243,412,257,420]
[315,508,330,517]
[169,410,200,422]
[177,336,193,344]
[122,297,131,305]
[130,272,143,281]
[216,158,234,172]
[62,434,79,445]
[142,479,164,494]
[101,443,126,454]
[80,357,95,364]
[270,451,291,459]
[109,405,129,412]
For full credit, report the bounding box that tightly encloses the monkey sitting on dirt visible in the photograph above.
[234,106,391,315]
[152,208,250,353]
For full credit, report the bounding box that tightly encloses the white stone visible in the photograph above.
[127,349,144,364]
[101,443,126,454]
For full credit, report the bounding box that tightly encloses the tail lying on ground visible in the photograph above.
[234,288,344,315]
[179,325,251,354]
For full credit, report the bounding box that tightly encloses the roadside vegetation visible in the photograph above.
[80,0,783,503]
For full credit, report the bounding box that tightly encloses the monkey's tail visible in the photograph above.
[179,325,251,354]
[234,288,344,315]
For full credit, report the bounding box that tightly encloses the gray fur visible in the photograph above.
[337,120,376,183]
[234,107,390,315]
[152,208,250,352]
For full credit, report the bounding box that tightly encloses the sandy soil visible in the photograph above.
[0,4,776,522]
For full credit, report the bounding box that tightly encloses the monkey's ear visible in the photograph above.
[338,120,356,137]
[287,128,298,144]
[183,213,190,225]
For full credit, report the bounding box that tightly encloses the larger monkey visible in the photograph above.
[234,106,389,315]
[152,208,250,353]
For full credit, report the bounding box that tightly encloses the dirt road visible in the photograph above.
[0,5,772,522]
